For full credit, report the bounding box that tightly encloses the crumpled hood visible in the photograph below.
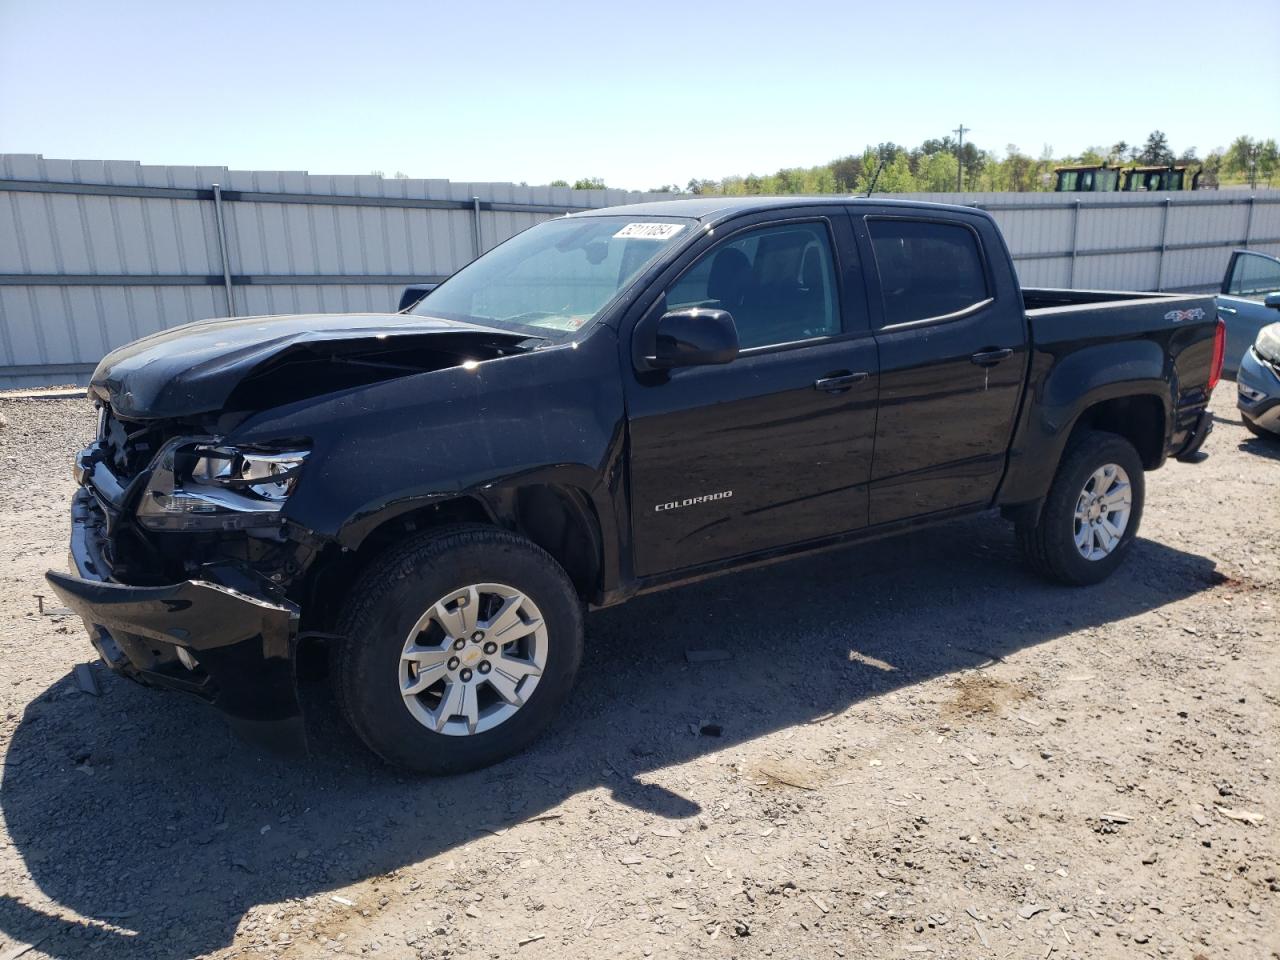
[91,312,529,420]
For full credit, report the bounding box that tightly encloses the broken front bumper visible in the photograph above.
[45,487,306,753]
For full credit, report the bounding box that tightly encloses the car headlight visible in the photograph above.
[1255,323,1280,365]
[135,439,310,531]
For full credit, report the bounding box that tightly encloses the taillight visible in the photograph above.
[1208,317,1225,393]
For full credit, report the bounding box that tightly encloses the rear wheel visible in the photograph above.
[334,525,584,773]
[1017,430,1145,586]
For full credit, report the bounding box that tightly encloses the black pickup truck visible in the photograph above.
[47,197,1225,773]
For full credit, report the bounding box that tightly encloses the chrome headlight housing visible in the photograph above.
[135,439,310,531]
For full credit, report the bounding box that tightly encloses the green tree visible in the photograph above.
[1222,135,1278,186]
[1200,150,1224,188]
[572,177,606,190]
[854,146,881,193]
[874,154,917,193]
[1224,136,1256,175]
[830,155,863,192]
[918,151,959,192]
[1261,140,1280,186]
[999,145,1035,192]
[1138,130,1174,165]
[549,179,569,187]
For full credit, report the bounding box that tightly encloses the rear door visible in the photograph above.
[624,208,879,577]
[851,209,1028,526]
[1218,251,1280,375]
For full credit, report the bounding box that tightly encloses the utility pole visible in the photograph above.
[954,123,970,192]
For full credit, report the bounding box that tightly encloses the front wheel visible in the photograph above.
[333,526,584,774]
[1244,416,1278,441]
[1017,430,1145,586]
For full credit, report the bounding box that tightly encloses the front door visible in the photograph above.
[854,211,1028,526]
[625,214,878,578]
[1218,251,1280,376]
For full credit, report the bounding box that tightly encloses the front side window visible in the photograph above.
[413,215,693,340]
[666,222,840,350]
[1227,253,1280,300]
[867,218,989,326]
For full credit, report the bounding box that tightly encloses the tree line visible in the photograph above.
[552,132,1279,195]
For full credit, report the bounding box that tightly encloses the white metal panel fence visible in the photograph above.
[0,155,675,387]
[2,155,1279,388]
[883,189,1280,291]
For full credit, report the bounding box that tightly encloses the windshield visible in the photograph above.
[411,215,695,340]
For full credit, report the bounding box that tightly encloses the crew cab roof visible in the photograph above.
[568,195,992,225]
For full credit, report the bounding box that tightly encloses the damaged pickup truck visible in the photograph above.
[47,197,1225,773]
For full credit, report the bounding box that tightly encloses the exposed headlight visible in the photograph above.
[1255,323,1280,365]
[136,439,310,531]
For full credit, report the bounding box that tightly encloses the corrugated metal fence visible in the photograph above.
[2,155,1279,388]
[0,155,674,387]
[894,189,1280,294]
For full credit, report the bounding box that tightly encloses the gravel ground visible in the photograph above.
[0,389,1275,960]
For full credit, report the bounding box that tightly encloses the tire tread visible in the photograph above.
[1016,430,1145,586]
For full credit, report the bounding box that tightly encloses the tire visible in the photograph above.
[1244,416,1278,441]
[333,524,584,774]
[1017,430,1145,586]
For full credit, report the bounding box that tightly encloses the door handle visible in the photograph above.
[970,347,1013,367]
[813,371,869,393]
[1218,306,1238,315]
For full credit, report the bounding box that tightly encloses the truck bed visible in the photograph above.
[1022,288,1216,347]
[1022,287,1196,313]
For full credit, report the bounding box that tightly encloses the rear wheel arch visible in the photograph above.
[1002,391,1165,529]
[1065,392,1167,469]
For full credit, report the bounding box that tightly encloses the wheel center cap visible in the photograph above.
[460,646,483,667]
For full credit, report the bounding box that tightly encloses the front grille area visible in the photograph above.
[98,406,186,481]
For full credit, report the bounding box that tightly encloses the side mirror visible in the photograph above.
[648,307,739,369]
[399,283,438,312]
[1265,292,1280,311]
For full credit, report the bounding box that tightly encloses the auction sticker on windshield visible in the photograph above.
[613,222,685,241]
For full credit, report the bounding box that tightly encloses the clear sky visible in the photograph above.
[2,0,1277,190]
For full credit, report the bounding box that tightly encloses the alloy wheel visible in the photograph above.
[1072,463,1132,561]
[398,583,547,736]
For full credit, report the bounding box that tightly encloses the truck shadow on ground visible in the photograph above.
[1212,410,1280,459]
[1239,436,1280,460]
[0,516,1222,959]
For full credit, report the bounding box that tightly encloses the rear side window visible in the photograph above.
[867,219,989,325]
[1227,253,1280,300]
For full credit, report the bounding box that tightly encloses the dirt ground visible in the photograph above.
[0,387,1274,960]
